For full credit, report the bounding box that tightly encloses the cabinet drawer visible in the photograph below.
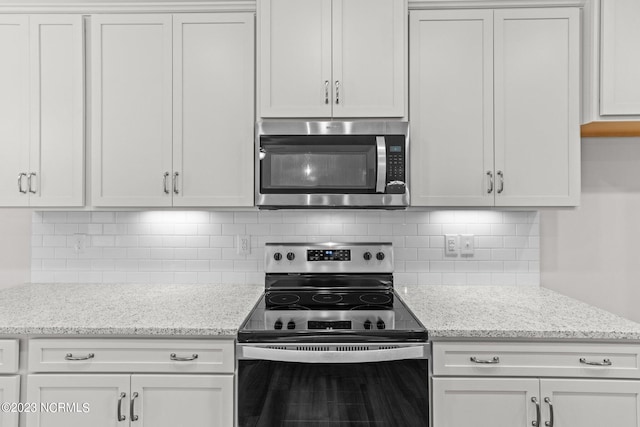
[29,338,234,373]
[0,340,19,374]
[433,342,640,379]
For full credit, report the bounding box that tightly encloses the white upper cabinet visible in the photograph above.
[493,8,580,207]
[409,10,494,207]
[410,7,580,207]
[91,14,173,207]
[172,13,254,207]
[92,13,254,207]
[0,15,83,207]
[259,0,406,118]
[600,0,640,116]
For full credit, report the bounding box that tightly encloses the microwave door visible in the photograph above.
[260,135,378,194]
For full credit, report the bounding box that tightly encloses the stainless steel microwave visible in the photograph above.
[256,120,409,208]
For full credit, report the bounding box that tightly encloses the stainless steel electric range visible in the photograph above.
[237,243,429,427]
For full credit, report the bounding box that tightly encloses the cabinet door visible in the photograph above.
[494,8,580,207]
[432,377,539,427]
[173,13,254,207]
[26,374,130,427]
[0,376,19,427]
[601,0,640,115]
[29,15,84,207]
[540,379,640,427]
[259,0,332,117]
[131,375,233,427]
[409,10,494,206]
[91,14,173,207]
[0,16,30,207]
[332,0,405,118]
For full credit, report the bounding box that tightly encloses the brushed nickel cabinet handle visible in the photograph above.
[65,352,94,361]
[130,392,139,421]
[117,392,126,421]
[18,173,27,193]
[544,397,554,427]
[28,172,37,194]
[163,172,170,194]
[497,170,504,194]
[335,80,340,105]
[470,356,500,364]
[170,353,198,361]
[486,171,494,194]
[579,357,612,366]
[173,172,179,194]
[324,80,330,104]
[532,397,541,427]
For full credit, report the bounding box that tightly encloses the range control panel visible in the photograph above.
[307,249,351,262]
[265,243,394,274]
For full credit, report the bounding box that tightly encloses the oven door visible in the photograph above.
[237,343,429,427]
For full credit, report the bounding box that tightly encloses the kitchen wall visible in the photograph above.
[541,137,640,323]
[0,209,31,289]
[31,210,539,286]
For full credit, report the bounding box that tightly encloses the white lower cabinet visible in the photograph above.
[0,376,20,427]
[432,342,640,427]
[26,339,234,427]
[26,374,233,427]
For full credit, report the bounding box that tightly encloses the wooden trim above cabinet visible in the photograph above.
[0,1,256,13]
[581,121,640,137]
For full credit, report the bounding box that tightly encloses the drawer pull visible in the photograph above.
[170,353,198,361]
[117,392,126,421]
[532,397,541,427]
[130,392,139,421]
[579,357,612,366]
[65,353,95,361]
[470,356,500,364]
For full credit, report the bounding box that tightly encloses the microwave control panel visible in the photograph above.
[385,135,406,193]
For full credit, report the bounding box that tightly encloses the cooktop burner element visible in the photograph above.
[237,243,427,343]
[267,293,300,305]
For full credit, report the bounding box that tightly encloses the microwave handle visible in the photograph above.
[376,136,386,193]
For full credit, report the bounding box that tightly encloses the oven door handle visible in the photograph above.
[376,136,387,193]
[240,345,425,364]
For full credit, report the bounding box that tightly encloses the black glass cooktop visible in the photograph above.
[237,289,427,343]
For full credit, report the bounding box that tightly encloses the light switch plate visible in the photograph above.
[460,234,475,256]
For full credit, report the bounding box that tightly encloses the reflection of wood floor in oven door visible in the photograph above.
[238,360,429,426]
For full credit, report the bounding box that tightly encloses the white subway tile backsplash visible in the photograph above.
[31,210,539,285]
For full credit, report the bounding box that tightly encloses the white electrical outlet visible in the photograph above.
[460,234,475,256]
[444,234,459,256]
[237,235,251,255]
[73,234,87,254]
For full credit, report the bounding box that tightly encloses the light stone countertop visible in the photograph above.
[398,285,640,341]
[1,283,640,340]
[0,283,264,336]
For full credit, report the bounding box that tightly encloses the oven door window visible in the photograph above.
[260,135,377,193]
[238,359,428,426]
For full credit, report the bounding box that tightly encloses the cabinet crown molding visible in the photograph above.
[409,0,585,9]
[0,0,255,13]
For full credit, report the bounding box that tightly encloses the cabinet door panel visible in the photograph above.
[26,374,130,427]
[259,0,332,117]
[409,10,494,206]
[131,374,233,427]
[0,16,30,207]
[601,0,640,115]
[332,0,405,118]
[540,379,640,427]
[91,14,173,207]
[494,8,580,206]
[173,13,254,207]
[432,377,539,427]
[29,15,84,207]
[0,376,19,427]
